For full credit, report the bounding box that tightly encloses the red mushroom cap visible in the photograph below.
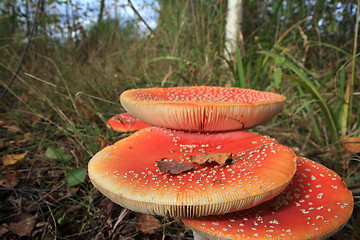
[120,86,286,132]
[107,113,152,132]
[88,127,296,218]
[182,157,354,239]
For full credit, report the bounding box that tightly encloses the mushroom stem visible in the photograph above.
[193,230,208,240]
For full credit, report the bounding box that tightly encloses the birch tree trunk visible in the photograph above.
[224,0,244,60]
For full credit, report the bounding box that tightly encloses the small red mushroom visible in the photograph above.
[182,157,354,239]
[106,113,151,132]
[120,86,286,132]
[88,127,297,218]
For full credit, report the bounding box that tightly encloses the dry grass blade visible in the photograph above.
[111,208,129,235]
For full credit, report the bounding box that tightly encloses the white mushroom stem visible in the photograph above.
[193,230,208,240]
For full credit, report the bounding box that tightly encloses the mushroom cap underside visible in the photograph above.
[120,86,286,132]
[88,127,296,218]
[182,157,354,239]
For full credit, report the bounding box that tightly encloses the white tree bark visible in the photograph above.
[224,0,244,60]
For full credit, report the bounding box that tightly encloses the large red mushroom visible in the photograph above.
[182,157,354,239]
[120,86,286,132]
[88,127,297,218]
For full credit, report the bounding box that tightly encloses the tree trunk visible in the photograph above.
[224,0,244,60]
[98,0,105,23]
[66,0,72,41]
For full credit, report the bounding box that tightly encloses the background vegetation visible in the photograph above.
[0,0,359,239]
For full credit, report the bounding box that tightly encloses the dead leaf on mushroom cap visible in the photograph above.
[192,153,233,166]
[156,153,235,175]
[156,161,196,175]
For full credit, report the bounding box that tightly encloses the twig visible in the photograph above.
[89,198,111,237]
[0,0,44,99]
[127,0,153,34]
[110,208,129,237]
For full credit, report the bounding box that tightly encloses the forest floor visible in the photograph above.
[0,111,359,239]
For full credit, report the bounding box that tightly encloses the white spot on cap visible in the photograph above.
[317,193,324,199]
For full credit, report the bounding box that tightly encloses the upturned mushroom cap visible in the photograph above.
[182,157,354,239]
[107,113,151,132]
[88,127,297,218]
[120,86,286,132]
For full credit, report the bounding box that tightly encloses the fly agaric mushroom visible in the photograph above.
[88,127,297,218]
[120,86,286,132]
[107,113,151,132]
[182,157,354,240]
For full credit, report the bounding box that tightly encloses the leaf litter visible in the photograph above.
[0,171,22,188]
[342,137,360,154]
[1,151,28,166]
[136,213,162,234]
[8,214,36,237]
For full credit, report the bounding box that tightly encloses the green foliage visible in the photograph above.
[87,18,138,44]
[66,167,87,187]
[260,50,340,144]
[234,49,246,88]
[345,172,360,186]
[45,146,72,162]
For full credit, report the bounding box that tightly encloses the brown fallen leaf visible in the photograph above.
[86,108,96,120]
[192,153,233,166]
[136,213,161,234]
[0,115,21,133]
[342,137,360,154]
[0,171,22,188]
[2,124,20,133]
[66,185,80,196]
[0,224,8,237]
[8,214,36,237]
[156,161,196,175]
[1,151,28,166]
[97,136,111,149]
